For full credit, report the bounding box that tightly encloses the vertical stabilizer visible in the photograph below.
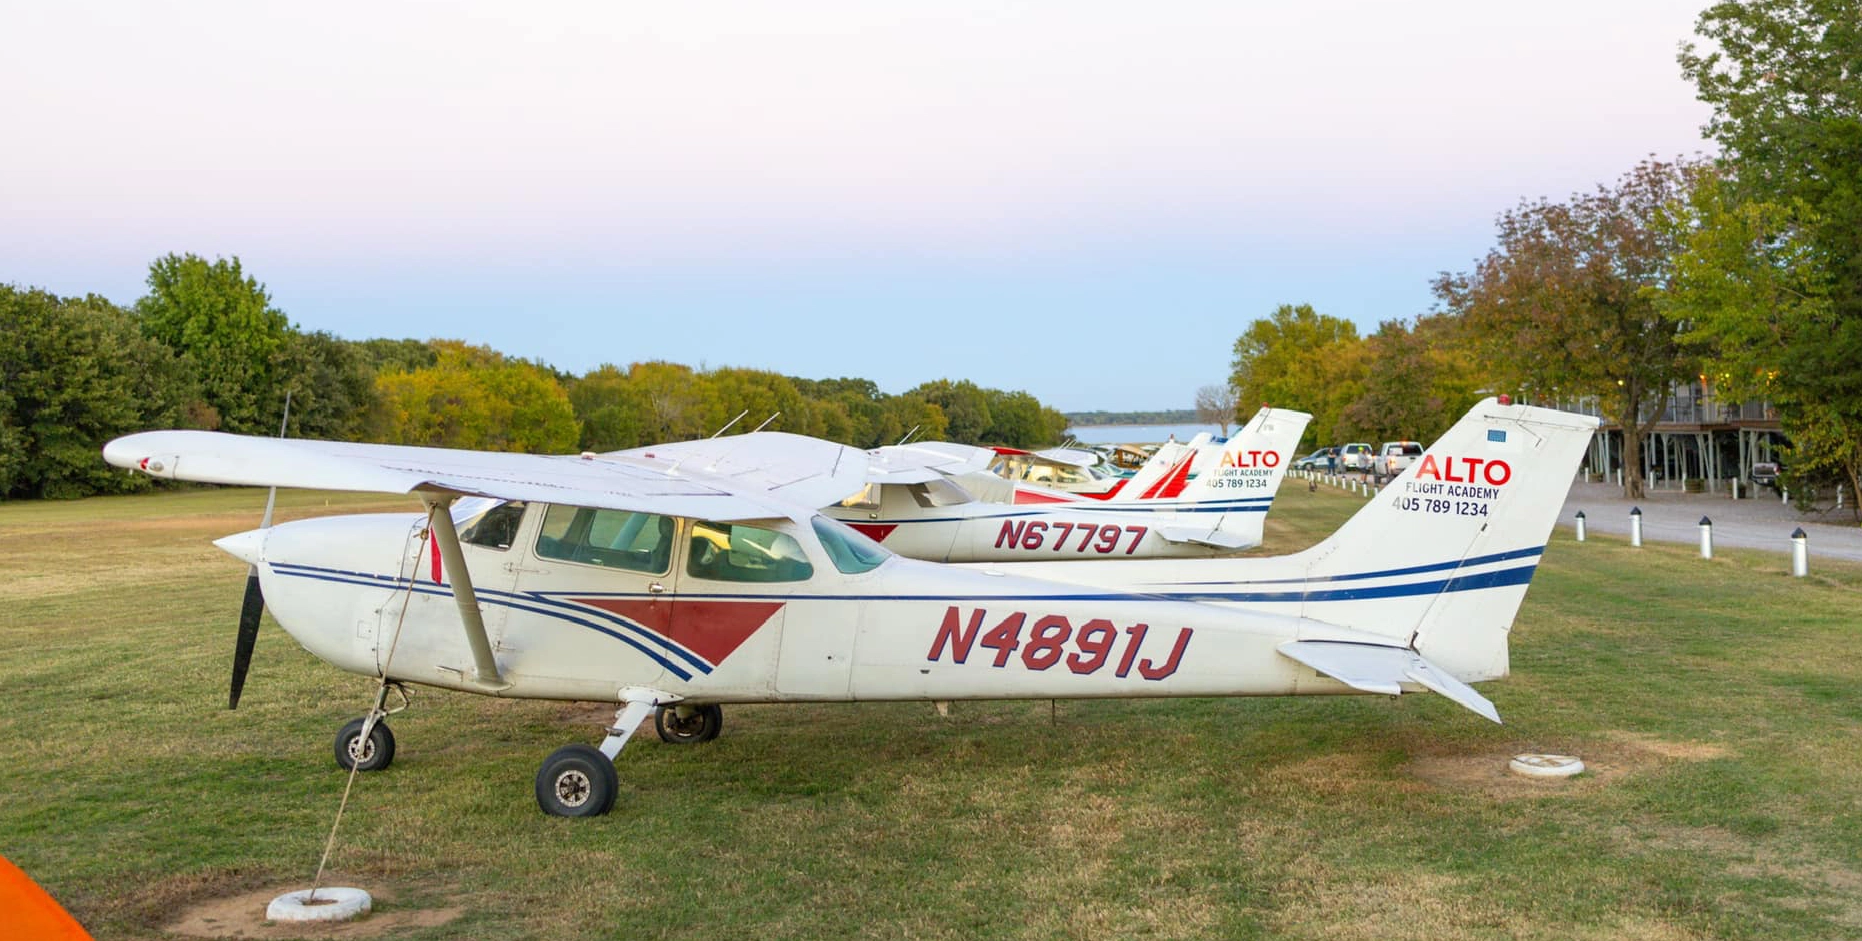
[1286,398,1597,679]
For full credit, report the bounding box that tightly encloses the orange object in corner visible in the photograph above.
[0,855,93,941]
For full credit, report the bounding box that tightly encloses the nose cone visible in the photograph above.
[214,528,267,566]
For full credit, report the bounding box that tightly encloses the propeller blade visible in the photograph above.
[230,569,263,710]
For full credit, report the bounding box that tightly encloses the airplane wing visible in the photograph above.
[866,441,996,484]
[1152,525,1252,550]
[104,430,858,522]
[1032,446,1101,468]
[1277,640,1501,723]
[606,432,869,510]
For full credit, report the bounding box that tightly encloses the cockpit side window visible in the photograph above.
[688,521,815,583]
[535,504,675,574]
[459,500,528,550]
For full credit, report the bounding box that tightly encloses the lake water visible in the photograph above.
[1064,422,1227,445]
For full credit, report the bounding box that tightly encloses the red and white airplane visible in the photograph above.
[103,397,1593,817]
[984,444,1126,495]
[833,407,1311,562]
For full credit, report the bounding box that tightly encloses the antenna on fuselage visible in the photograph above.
[897,425,921,446]
[751,412,780,433]
[710,410,749,438]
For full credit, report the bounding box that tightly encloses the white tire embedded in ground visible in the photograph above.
[267,887,372,923]
[1509,754,1585,779]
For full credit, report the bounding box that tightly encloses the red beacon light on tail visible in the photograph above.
[1498,394,1513,406]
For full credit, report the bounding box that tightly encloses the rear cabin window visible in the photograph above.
[907,478,972,508]
[687,521,815,583]
[838,483,882,511]
[535,504,675,574]
[459,501,528,550]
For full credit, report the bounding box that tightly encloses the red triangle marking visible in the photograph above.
[848,523,898,543]
[570,598,784,666]
[1013,488,1074,505]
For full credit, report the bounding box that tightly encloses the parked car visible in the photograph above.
[1372,441,1424,482]
[1292,447,1337,471]
[1339,442,1373,473]
[1750,460,1781,492]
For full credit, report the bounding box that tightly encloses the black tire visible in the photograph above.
[535,744,617,817]
[334,717,395,772]
[654,703,724,744]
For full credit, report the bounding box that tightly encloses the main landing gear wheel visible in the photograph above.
[654,703,723,744]
[334,717,395,772]
[535,744,618,817]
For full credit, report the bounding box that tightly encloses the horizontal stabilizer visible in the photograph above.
[1154,525,1251,550]
[1278,640,1501,724]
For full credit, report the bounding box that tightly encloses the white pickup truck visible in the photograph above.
[1372,441,1424,483]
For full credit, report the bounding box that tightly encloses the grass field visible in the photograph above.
[2,483,1860,939]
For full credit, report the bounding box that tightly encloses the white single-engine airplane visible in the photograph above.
[103,397,1592,817]
[829,407,1311,562]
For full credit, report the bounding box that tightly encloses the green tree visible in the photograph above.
[134,254,291,433]
[568,364,655,451]
[982,389,1065,448]
[374,340,578,452]
[1341,315,1485,445]
[707,368,814,437]
[910,379,993,444]
[1659,176,1858,505]
[1228,304,1366,448]
[1434,159,1707,497]
[626,361,721,442]
[270,331,377,441]
[0,287,200,498]
[793,377,898,447]
[355,337,440,374]
[885,395,949,445]
[1678,0,1862,504]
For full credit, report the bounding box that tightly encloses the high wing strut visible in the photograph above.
[422,494,508,690]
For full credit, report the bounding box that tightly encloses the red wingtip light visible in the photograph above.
[1498,394,1513,406]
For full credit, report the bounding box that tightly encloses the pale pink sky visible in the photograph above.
[2,1,1715,411]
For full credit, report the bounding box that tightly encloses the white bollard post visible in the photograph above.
[1699,516,1713,560]
[1574,511,1587,542]
[1732,478,1741,500]
[1630,507,1643,548]
[1791,528,1808,577]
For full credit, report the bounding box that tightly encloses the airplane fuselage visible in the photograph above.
[822,481,1275,562]
[245,507,1379,707]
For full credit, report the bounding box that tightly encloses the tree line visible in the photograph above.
[1062,409,1197,426]
[0,257,1069,500]
[1228,0,1860,501]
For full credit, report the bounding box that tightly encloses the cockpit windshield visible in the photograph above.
[812,516,893,574]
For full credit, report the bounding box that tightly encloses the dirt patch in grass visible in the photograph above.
[1407,732,1728,800]
[162,873,463,939]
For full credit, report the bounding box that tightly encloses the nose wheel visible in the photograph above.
[332,682,410,772]
[334,717,396,772]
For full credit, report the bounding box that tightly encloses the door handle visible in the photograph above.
[648,581,666,595]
